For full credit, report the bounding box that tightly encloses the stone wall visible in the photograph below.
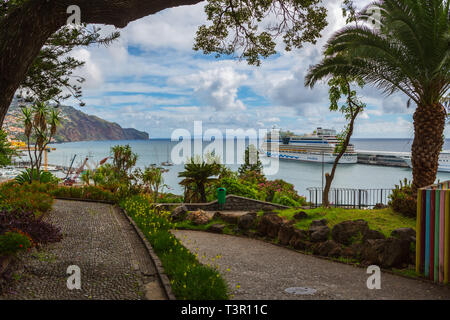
[156,195,289,212]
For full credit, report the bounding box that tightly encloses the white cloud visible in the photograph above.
[70,48,103,88]
[61,0,421,138]
[170,67,247,111]
[126,3,206,52]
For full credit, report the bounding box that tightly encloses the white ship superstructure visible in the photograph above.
[261,127,357,164]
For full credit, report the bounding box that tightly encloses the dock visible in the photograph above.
[356,150,410,168]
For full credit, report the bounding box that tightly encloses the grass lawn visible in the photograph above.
[276,207,416,237]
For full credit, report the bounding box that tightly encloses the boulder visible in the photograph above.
[314,240,341,257]
[373,203,388,209]
[171,205,188,222]
[391,228,416,242]
[244,230,258,238]
[363,229,386,241]
[238,212,257,230]
[278,223,296,245]
[361,238,411,268]
[309,225,330,243]
[258,214,284,238]
[291,239,312,251]
[213,212,239,224]
[293,211,308,220]
[329,246,344,258]
[310,219,328,229]
[209,224,226,233]
[341,243,364,259]
[341,246,355,258]
[288,229,309,247]
[331,220,369,245]
[349,242,364,258]
[186,210,210,225]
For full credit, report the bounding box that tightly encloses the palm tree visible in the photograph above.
[178,157,221,203]
[305,0,449,191]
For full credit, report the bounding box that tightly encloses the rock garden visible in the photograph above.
[171,205,418,271]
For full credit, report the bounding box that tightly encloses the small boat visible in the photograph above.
[402,151,450,172]
[161,144,174,166]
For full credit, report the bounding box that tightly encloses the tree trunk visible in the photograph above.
[0,0,203,126]
[322,111,359,207]
[411,103,446,191]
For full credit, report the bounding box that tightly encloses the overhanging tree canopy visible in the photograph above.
[0,0,328,125]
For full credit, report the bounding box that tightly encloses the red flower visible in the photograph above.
[19,244,23,248]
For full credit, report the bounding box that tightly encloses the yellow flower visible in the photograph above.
[236,285,240,289]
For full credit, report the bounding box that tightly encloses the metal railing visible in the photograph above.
[307,187,394,209]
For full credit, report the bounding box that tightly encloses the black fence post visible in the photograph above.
[358,189,361,209]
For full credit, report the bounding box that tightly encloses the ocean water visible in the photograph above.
[45,139,450,197]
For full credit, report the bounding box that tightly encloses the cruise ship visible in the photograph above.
[402,152,450,172]
[261,128,357,164]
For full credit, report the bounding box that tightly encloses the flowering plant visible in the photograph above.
[0,231,31,256]
[258,179,305,205]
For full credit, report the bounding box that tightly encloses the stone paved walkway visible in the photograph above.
[1,200,166,300]
[173,230,450,300]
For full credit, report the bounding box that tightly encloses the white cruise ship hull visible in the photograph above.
[264,151,357,164]
[403,154,450,172]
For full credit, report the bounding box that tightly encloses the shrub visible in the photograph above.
[239,170,267,185]
[121,196,228,300]
[0,231,32,256]
[258,179,305,206]
[215,177,264,201]
[272,193,306,207]
[51,185,118,203]
[0,182,54,217]
[0,210,62,246]
[15,169,59,185]
[388,178,417,218]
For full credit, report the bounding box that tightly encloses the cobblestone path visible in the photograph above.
[1,200,166,300]
[173,230,450,300]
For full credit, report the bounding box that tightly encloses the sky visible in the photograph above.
[64,0,448,139]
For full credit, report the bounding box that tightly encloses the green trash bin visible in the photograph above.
[217,187,226,209]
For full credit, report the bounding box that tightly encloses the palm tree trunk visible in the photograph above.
[411,103,446,191]
[198,183,206,203]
